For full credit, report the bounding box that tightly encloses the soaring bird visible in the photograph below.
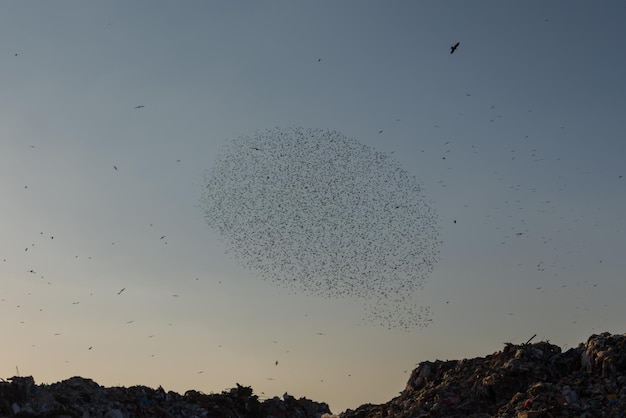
[134,105,145,109]
[450,42,460,54]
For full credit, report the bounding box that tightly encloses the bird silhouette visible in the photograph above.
[134,105,145,109]
[450,42,460,54]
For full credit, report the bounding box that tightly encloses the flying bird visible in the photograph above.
[134,105,145,109]
[450,42,460,54]
[113,165,118,171]
[117,288,126,295]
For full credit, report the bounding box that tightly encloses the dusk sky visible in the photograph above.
[2,1,625,414]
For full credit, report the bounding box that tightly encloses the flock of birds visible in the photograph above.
[202,127,441,330]
[4,34,622,397]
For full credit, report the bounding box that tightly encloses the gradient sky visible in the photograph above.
[2,1,625,414]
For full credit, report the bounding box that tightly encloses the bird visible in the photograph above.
[117,288,126,295]
[450,42,460,54]
[134,105,145,109]
[113,165,118,171]
[275,360,278,366]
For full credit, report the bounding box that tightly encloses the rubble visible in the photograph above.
[3,333,626,417]
[340,332,626,417]
[0,377,331,418]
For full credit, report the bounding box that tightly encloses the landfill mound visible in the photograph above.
[0,378,333,418]
[3,333,626,418]
[341,332,626,418]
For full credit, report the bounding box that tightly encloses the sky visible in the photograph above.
[1,1,626,414]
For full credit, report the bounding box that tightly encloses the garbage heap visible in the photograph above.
[341,332,626,418]
[0,377,333,418]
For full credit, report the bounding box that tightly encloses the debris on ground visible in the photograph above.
[0,377,332,418]
[340,332,626,417]
[3,333,626,417]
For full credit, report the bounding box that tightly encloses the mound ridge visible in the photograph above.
[2,333,625,417]
[342,332,626,418]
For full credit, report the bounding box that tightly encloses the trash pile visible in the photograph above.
[3,332,626,418]
[341,332,626,418]
[0,376,333,418]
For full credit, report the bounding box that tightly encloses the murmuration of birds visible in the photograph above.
[201,127,441,330]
